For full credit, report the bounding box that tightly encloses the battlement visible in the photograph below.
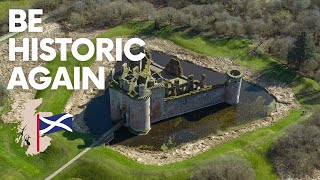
[227,69,243,80]
[109,51,243,135]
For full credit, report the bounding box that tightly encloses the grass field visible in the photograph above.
[0,123,92,179]
[0,21,319,179]
[0,0,33,21]
[55,110,305,179]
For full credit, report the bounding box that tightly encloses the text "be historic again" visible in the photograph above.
[7,9,146,90]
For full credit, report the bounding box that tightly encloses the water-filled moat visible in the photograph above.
[105,51,275,150]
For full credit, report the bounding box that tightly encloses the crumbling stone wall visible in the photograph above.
[126,96,151,134]
[150,85,165,123]
[160,87,225,122]
[109,88,122,122]
[109,87,151,134]
[164,58,183,76]
[110,74,242,134]
[109,53,242,134]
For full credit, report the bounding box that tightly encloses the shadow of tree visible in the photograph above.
[257,61,320,105]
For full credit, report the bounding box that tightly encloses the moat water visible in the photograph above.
[82,51,275,151]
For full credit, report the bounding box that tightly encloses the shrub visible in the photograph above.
[300,57,319,76]
[32,0,63,13]
[69,12,87,29]
[156,7,177,25]
[134,1,156,21]
[315,69,320,81]
[191,155,255,180]
[173,11,192,28]
[269,37,295,61]
[270,114,320,178]
[0,23,8,36]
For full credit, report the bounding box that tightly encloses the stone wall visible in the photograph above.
[110,76,242,134]
[109,87,151,134]
[160,87,226,122]
[127,96,151,134]
[150,86,165,123]
[109,88,122,122]
[225,79,242,105]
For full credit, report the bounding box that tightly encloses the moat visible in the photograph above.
[83,51,274,151]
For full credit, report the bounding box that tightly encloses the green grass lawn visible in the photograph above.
[54,110,304,179]
[0,0,33,21]
[0,123,92,179]
[1,21,319,179]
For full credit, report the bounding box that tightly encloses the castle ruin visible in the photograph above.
[109,50,243,135]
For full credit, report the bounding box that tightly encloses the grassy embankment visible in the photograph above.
[55,110,304,180]
[0,21,319,179]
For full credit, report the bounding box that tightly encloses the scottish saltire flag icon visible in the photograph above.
[39,113,73,134]
[36,113,73,152]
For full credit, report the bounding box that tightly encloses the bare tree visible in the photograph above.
[298,10,320,45]
[135,1,156,21]
[157,7,177,25]
[282,0,311,16]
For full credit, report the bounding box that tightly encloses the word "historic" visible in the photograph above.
[7,9,146,90]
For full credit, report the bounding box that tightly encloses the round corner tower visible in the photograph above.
[225,69,243,105]
[128,84,151,135]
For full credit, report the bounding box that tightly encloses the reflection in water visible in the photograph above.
[83,51,275,150]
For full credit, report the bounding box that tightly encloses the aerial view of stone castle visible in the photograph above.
[109,49,242,134]
[1,0,320,179]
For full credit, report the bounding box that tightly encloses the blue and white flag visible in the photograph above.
[39,113,73,134]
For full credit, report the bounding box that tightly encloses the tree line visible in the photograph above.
[0,0,319,80]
